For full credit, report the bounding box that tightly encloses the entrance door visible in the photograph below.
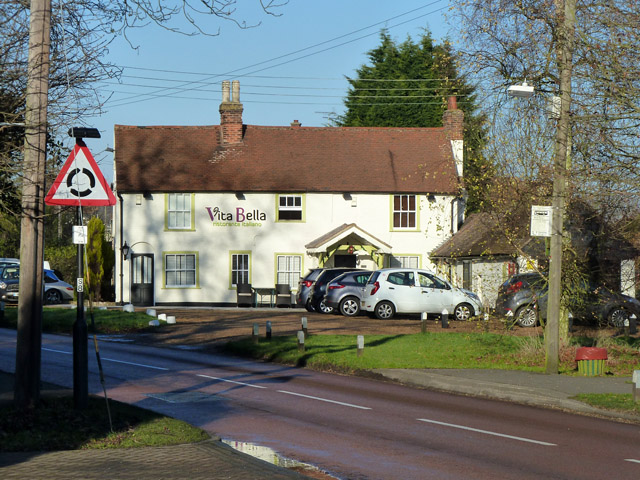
[131,254,154,306]
[334,254,356,267]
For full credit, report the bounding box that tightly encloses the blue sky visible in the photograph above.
[81,1,452,183]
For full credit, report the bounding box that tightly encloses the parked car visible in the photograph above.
[0,265,74,305]
[296,268,324,311]
[308,268,365,313]
[361,268,483,320]
[323,270,372,317]
[496,272,640,327]
[0,258,19,268]
[494,272,547,327]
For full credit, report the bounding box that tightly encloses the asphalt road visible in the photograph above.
[1,328,639,480]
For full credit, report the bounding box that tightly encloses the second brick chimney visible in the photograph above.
[219,80,244,145]
[442,96,464,177]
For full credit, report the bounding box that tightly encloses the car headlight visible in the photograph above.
[0,282,6,290]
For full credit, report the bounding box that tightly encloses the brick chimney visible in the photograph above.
[443,96,464,141]
[219,80,244,145]
[442,96,464,177]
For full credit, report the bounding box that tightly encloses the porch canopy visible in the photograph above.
[305,223,392,267]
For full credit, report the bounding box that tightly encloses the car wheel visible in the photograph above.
[607,307,628,328]
[45,289,62,305]
[374,301,395,320]
[305,299,315,312]
[515,305,537,327]
[317,299,334,314]
[339,296,360,317]
[454,303,474,321]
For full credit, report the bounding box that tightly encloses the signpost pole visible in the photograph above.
[73,207,87,409]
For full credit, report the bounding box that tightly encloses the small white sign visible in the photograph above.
[72,225,88,244]
[531,206,553,237]
[76,278,84,293]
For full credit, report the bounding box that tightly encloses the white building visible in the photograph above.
[113,81,466,306]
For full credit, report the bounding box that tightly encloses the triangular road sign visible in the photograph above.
[45,144,116,206]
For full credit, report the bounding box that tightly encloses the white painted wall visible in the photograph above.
[115,191,458,305]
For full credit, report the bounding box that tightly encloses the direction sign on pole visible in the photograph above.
[45,144,116,206]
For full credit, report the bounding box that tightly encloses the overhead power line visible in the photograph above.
[105,1,450,109]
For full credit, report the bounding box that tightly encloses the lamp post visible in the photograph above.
[508,0,575,374]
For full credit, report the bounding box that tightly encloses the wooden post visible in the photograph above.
[266,321,272,340]
[14,0,51,410]
[441,309,449,329]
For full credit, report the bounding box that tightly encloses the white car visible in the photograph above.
[361,268,483,320]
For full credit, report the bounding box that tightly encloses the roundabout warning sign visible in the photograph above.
[45,144,116,206]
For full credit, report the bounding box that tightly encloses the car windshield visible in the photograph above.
[1,267,19,280]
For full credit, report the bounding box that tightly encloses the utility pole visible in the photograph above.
[14,0,51,408]
[546,0,576,374]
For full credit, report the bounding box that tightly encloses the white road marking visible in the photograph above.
[42,347,168,371]
[197,374,267,389]
[418,418,556,446]
[278,390,371,410]
[625,459,640,464]
[101,357,169,371]
[43,348,71,355]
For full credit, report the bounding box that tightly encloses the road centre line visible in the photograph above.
[278,390,372,410]
[43,348,169,371]
[418,418,556,446]
[625,459,640,464]
[197,374,267,389]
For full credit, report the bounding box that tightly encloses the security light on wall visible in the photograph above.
[507,81,535,98]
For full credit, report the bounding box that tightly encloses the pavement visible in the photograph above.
[1,357,638,478]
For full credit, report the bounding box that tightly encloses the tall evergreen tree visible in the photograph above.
[336,30,489,212]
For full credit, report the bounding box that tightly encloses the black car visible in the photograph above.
[307,267,365,313]
[496,272,640,327]
[323,270,372,317]
[296,268,324,310]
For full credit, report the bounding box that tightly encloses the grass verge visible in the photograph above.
[0,395,209,452]
[222,332,640,376]
[573,393,640,415]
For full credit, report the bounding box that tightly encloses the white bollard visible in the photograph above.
[357,335,364,357]
[297,330,305,352]
[148,319,160,327]
[633,370,639,403]
[146,308,156,317]
[166,316,176,324]
[123,304,135,313]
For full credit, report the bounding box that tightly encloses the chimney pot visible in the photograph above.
[291,120,302,127]
[447,95,457,110]
[222,80,230,103]
[232,80,240,103]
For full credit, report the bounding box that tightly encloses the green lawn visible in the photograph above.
[222,331,640,377]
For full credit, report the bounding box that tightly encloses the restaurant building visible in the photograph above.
[113,81,466,306]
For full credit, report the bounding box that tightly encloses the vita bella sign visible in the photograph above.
[45,144,116,206]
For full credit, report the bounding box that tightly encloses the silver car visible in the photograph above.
[361,268,483,320]
[324,270,372,317]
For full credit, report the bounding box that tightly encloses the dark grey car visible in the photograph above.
[296,268,324,311]
[324,270,372,317]
[495,272,547,327]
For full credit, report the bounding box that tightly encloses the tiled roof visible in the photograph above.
[431,213,532,259]
[114,124,460,194]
